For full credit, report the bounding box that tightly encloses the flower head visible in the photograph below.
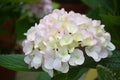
[23,9,115,77]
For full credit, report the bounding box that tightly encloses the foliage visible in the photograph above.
[37,72,51,80]
[0,54,41,71]
[97,65,115,80]
[0,1,60,40]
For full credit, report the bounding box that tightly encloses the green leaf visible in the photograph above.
[100,49,120,70]
[52,73,67,80]
[86,7,101,20]
[37,72,51,80]
[52,67,88,80]
[82,0,102,9]
[114,71,120,80]
[101,14,120,26]
[52,2,60,9]
[69,67,88,80]
[97,65,115,80]
[82,0,114,14]
[0,54,41,71]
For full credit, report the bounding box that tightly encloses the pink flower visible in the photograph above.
[23,9,115,77]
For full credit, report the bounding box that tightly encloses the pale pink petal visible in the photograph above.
[44,50,55,69]
[24,27,36,41]
[23,40,33,55]
[99,49,109,58]
[69,49,85,66]
[53,58,61,70]
[31,50,42,69]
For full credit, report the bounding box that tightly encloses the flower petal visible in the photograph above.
[57,47,70,62]
[73,33,83,41]
[81,38,97,47]
[85,47,99,62]
[31,50,42,69]
[99,49,109,58]
[107,42,115,51]
[23,40,33,55]
[24,27,36,41]
[34,37,42,48]
[62,54,70,62]
[56,62,69,73]
[69,49,85,66]
[42,65,54,77]
[44,50,55,69]
[53,58,61,70]
[24,55,32,64]
[60,35,73,46]
[66,22,77,34]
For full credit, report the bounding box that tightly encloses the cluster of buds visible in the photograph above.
[23,9,115,77]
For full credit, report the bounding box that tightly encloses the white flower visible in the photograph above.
[23,8,115,77]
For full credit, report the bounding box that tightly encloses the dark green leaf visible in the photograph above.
[114,71,120,80]
[100,49,120,70]
[86,7,101,20]
[97,65,115,80]
[37,72,51,80]
[52,73,67,80]
[52,67,88,80]
[82,0,102,9]
[69,67,88,80]
[81,55,97,68]
[101,15,120,26]
[0,54,41,71]
[82,0,114,14]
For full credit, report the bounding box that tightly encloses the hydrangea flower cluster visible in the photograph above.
[23,9,115,77]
